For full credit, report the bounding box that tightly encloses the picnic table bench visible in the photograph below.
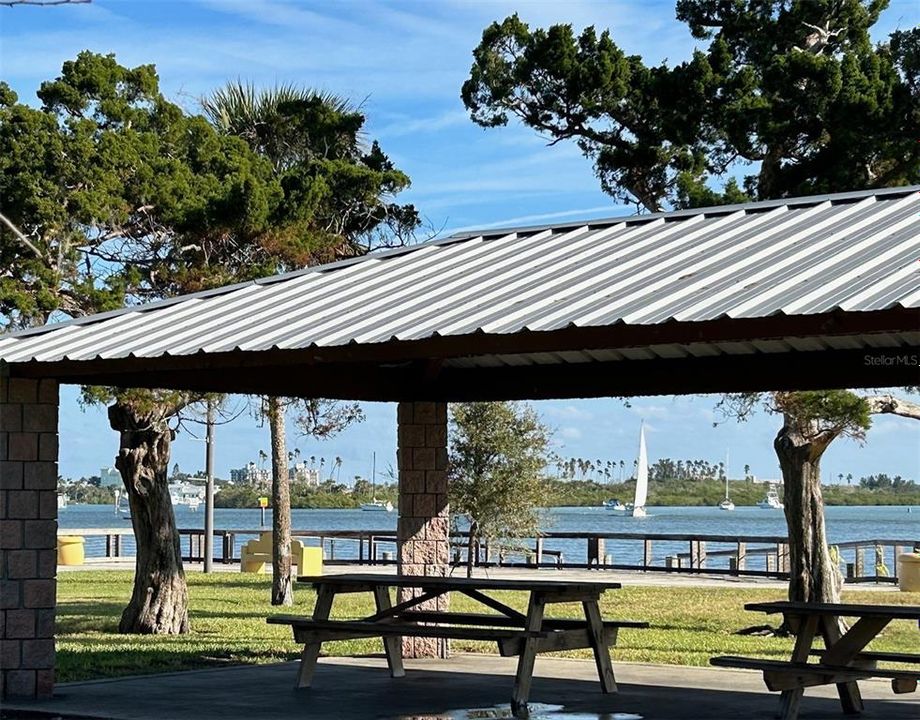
[268,573,648,717]
[711,601,920,720]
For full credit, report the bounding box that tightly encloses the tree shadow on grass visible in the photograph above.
[56,645,302,684]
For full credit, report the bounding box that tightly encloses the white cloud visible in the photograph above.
[375,109,471,138]
[559,426,583,441]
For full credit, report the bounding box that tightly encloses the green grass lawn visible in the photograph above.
[56,571,920,683]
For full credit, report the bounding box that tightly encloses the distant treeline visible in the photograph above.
[542,477,919,507]
[556,456,763,483]
[214,481,399,509]
[59,474,917,509]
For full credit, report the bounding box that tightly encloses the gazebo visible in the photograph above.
[1,185,918,698]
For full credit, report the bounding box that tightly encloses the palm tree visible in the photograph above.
[202,81,359,174]
[333,456,343,483]
[203,81,391,607]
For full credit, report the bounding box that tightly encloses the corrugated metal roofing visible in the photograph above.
[2,185,919,365]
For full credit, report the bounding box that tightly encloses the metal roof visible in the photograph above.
[1,185,919,368]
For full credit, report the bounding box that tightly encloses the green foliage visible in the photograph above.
[773,390,873,439]
[0,52,285,329]
[203,80,419,256]
[462,1,919,210]
[448,402,552,547]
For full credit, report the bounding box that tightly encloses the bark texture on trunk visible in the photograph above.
[109,402,189,635]
[774,417,841,608]
[268,397,293,606]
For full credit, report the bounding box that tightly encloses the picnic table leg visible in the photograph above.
[819,616,866,715]
[511,593,546,718]
[583,599,617,693]
[373,586,406,678]
[779,614,819,720]
[296,586,335,689]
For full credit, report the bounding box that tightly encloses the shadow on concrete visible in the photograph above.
[3,656,917,720]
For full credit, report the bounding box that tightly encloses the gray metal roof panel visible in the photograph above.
[1,185,918,364]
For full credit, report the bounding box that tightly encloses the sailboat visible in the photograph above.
[360,452,393,512]
[718,449,735,511]
[625,423,649,518]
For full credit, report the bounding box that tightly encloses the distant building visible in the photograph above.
[751,476,783,485]
[230,462,270,487]
[290,463,319,485]
[99,467,121,487]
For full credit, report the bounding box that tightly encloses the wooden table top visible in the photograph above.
[746,601,920,620]
[296,573,622,593]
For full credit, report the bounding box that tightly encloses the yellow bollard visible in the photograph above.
[57,536,85,566]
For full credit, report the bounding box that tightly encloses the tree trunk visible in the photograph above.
[774,418,842,609]
[109,402,189,634]
[268,396,293,606]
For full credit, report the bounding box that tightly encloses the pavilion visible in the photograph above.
[1,185,918,698]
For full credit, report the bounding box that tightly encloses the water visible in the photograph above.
[59,504,918,569]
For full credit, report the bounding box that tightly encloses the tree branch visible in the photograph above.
[0,212,43,258]
[865,394,920,421]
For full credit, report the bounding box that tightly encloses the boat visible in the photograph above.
[57,493,69,510]
[757,485,784,510]
[168,482,205,510]
[625,423,649,518]
[602,498,626,510]
[718,450,734,510]
[361,452,393,512]
[360,499,394,512]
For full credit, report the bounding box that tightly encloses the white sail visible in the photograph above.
[633,423,649,510]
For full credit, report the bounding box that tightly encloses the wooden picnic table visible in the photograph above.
[268,572,647,717]
[711,601,920,720]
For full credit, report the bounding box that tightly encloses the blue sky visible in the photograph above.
[2,0,918,485]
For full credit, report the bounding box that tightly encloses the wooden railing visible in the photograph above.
[58,527,918,583]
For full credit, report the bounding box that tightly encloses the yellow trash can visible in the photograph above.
[299,546,323,576]
[57,536,85,566]
[897,552,920,592]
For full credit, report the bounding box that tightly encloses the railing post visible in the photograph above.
[855,547,865,578]
[535,537,544,565]
[587,537,604,568]
[777,543,789,573]
[643,539,653,570]
[736,541,746,572]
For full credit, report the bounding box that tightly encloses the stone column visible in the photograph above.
[0,375,59,699]
[396,401,449,658]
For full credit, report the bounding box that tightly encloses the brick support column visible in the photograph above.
[396,401,448,659]
[1,374,58,699]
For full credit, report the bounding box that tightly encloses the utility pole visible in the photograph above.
[204,399,215,573]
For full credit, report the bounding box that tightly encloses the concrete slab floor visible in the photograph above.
[2,654,917,720]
